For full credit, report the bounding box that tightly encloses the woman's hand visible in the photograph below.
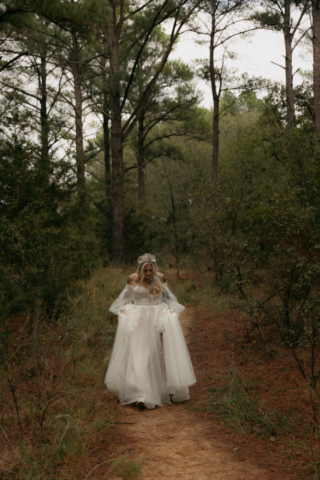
[120,310,127,316]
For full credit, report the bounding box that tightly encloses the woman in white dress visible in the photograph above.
[105,253,196,409]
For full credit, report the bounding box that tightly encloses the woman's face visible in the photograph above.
[143,264,153,281]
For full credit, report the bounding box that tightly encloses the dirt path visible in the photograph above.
[110,309,273,480]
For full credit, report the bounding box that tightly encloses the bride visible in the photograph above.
[105,253,196,409]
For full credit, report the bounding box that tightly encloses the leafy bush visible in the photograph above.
[0,138,99,318]
[0,267,132,480]
[0,204,98,318]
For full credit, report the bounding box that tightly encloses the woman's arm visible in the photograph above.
[127,272,138,286]
[157,272,167,283]
[110,283,134,316]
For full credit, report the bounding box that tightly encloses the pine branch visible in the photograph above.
[122,0,202,139]
[0,51,28,72]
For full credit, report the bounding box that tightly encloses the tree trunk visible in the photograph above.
[313,0,320,154]
[109,16,124,263]
[71,30,85,202]
[103,92,111,196]
[210,0,219,186]
[284,1,295,125]
[212,95,220,185]
[137,113,145,199]
[162,160,180,275]
[39,51,49,184]
[100,59,111,197]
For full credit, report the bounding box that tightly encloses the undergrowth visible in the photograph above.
[205,371,282,438]
[0,267,142,479]
[169,270,234,313]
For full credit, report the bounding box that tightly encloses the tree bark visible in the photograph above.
[210,0,219,186]
[162,160,180,274]
[39,51,50,184]
[212,94,220,184]
[284,1,295,125]
[71,30,85,202]
[137,113,146,199]
[313,0,320,153]
[100,59,111,196]
[103,92,111,196]
[109,9,124,263]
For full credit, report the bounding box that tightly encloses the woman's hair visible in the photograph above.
[135,253,163,295]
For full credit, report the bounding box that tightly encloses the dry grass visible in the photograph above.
[166,268,234,313]
[160,265,320,478]
[0,267,142,480]
[187,306,320,480]
[3,263,318,479]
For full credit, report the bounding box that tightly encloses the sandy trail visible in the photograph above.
[112,309,272,480]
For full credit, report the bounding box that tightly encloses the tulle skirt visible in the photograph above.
[104,304,196,409]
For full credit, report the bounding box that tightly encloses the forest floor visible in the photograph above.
[1,268,318,479]
[106,306,315,480]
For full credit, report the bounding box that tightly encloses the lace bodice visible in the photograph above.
[132,285,162,305]
[109,282,185,315]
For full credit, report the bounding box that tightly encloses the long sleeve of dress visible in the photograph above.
[109,284,133,315]
[162,282,185,315]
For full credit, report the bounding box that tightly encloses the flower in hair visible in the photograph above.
[138,253,156,265]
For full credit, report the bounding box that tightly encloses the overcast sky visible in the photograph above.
[171,26,313,108]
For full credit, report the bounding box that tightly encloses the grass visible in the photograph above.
[2,260,320,478]
[204,371,282,439]
[83,454,142,480]
[0,262,231,478]
[0,266,142,479]
[108,455,142,480]
[168,270,235,313]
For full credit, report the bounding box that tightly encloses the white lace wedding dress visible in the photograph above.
[104,282,196,409]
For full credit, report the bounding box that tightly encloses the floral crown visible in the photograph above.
[138,253,156,265]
